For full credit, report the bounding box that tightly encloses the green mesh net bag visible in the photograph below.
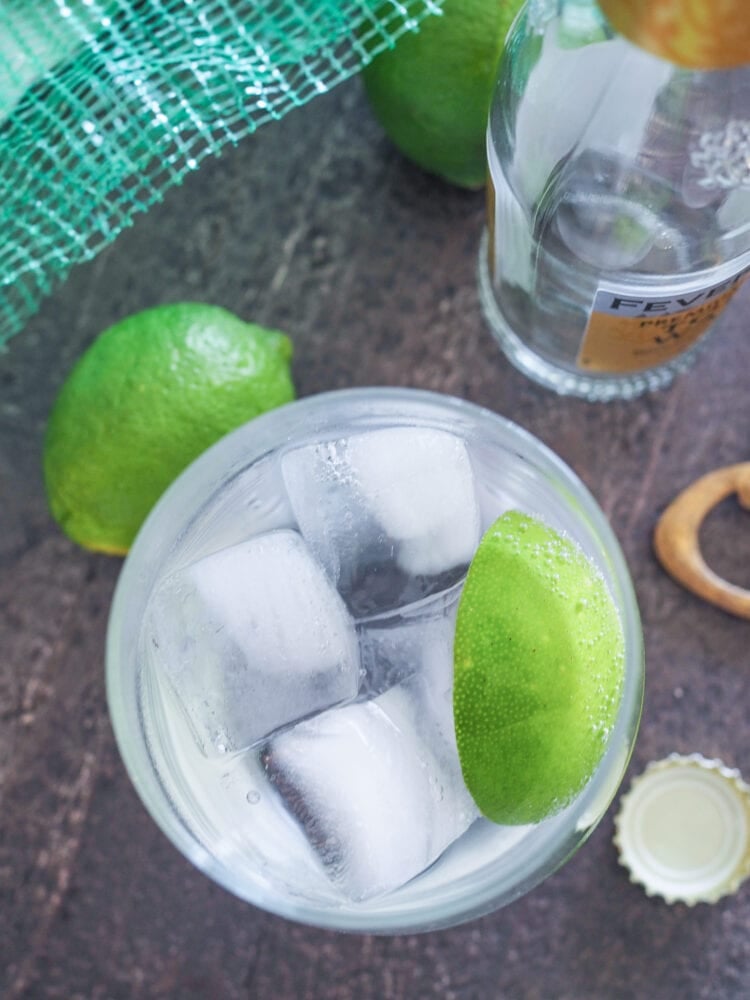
[0,0,440,349]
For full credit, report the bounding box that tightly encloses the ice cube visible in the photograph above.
[145,529,360,756]
[169,453,296,566]
[358,580,461,699]
[263,681,478,902]
[281,427,480,616]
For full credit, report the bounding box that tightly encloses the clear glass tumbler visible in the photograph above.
[106,387,644,933]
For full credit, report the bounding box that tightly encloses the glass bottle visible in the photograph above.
[479,0,750,401]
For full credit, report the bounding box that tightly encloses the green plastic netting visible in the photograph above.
[0,0,441,350]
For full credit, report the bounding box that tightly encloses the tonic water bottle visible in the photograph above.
[479,0,750,400]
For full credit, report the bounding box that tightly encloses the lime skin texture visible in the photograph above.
[44,302,295,555]
[453,510,625,825]
[362,0,524,189]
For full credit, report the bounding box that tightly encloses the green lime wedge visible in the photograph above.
[453,510,625,825]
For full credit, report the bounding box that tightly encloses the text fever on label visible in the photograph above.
[604,268,750,315]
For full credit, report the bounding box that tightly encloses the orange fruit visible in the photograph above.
[599,0,750,69]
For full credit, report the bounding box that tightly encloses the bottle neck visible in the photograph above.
[597,0,750,69]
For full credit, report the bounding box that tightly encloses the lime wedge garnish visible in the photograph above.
[453,510,625,825]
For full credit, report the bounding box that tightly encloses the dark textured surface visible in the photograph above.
[2,79,750,999]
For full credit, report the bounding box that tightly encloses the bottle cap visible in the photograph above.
[614,753,750,905]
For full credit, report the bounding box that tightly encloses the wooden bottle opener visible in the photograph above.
[654,463,750,620]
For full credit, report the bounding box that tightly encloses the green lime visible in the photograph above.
[361,0,524,189]
[453,510,625,825]
[43,302,295,555]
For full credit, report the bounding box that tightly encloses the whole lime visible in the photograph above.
[453,510,625,825]
[361,0,524,188]
[43,303,295,555]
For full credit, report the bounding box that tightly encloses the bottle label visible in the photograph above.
[577,263,750,373]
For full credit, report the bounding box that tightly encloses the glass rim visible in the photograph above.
[106,386,644,934]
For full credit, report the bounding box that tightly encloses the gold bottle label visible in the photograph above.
[577,264,750,373]
[598,0,750,69]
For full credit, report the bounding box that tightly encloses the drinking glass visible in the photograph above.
[106,387,644,933]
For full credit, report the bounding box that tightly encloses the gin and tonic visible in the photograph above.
[106,388,643,933]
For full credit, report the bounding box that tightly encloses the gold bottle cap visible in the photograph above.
[614,753,750,904]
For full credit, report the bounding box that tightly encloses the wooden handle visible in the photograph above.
[654,463,750,620]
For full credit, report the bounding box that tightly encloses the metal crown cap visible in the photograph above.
[614,753,750,905]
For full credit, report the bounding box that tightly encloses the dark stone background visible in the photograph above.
[2,78,749,999]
